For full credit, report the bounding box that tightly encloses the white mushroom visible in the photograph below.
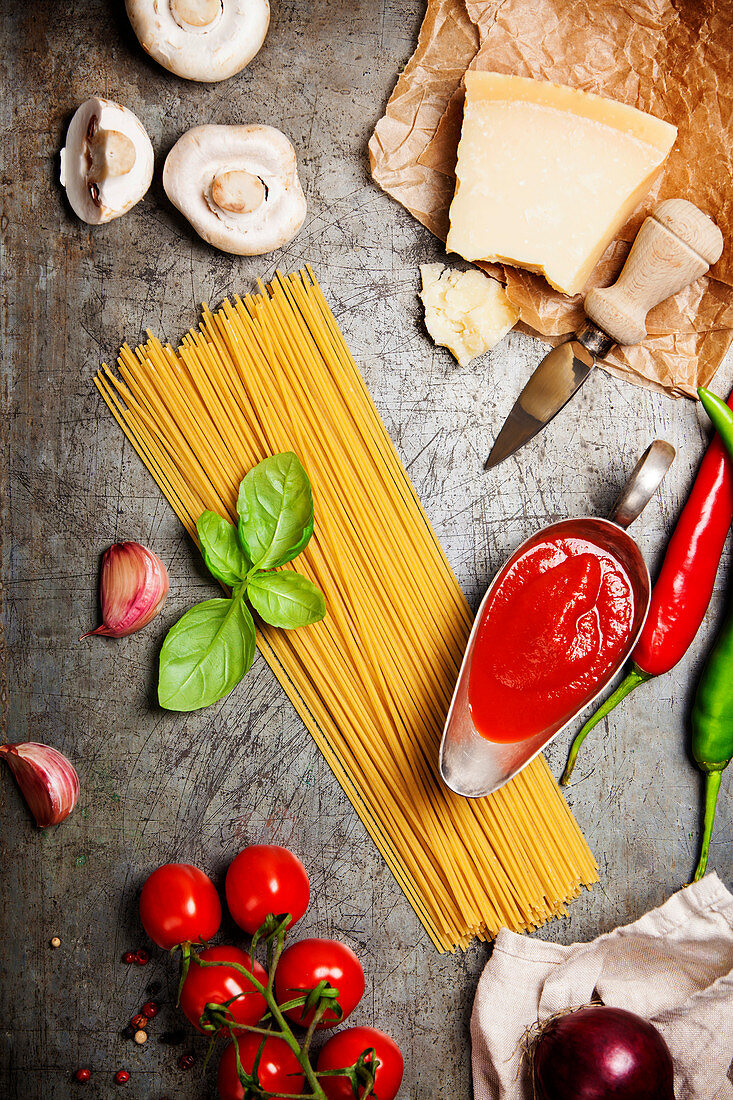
[60,98,154,225]
[125,0,270,82]
[163,124,307,255]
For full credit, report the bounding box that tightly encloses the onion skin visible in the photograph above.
[533,1006,675,1100]
[0,742,80,826]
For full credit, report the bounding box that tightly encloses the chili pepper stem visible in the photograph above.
[693,768,723,881]
[561,665,652,786]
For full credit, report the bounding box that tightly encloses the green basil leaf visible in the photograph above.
[158,597,256,712]
[237,452,314,570]
[248,571,326,629]
[196,510,250,586]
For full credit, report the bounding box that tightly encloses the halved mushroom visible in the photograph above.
[126,0,270,82]
[163,124,307,255]
[60,98,154,225]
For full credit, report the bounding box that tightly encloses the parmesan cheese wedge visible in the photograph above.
[419,263,518,366]
[446,73,677,297]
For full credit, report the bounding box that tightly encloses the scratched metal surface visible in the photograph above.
[1,1,731,1097]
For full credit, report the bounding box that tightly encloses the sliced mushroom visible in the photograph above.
[163,124,307,255]
[60,98,154,225]
[126,0,270,82]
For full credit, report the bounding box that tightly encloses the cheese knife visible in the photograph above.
[486,199,724,469]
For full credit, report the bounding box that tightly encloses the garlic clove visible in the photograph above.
[83,541,169,639]
[0,743,80,827]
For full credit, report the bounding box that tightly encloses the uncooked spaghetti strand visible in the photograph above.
[96,269,598,951]
[266,276,472,644]
[297,270,472,629]
[241,294,467,687]
[210,295,462,696]
[94,374,199,534]
[105,359,231,517]
[104,358,519,928]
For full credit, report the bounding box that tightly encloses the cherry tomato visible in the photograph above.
[217,1034,305,1100]
[180,946,267,1033]
[139,863,221,949]
[225,845,310,934]
[275,938,365,1028]
[317,1027,404,1100]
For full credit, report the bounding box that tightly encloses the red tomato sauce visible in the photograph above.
[468,536,635,744]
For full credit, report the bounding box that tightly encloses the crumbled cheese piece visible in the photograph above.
[419,263,518,366]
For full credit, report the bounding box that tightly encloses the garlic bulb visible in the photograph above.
[84,542,169,638]
[0,743,79,827]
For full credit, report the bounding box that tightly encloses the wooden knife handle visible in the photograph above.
[584,199,724,347]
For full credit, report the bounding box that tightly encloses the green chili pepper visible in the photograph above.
[691,387,733,879]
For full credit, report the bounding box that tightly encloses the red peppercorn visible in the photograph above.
[114,1069,130,1084]
[135,948,150,965]
[130,1014,148,1030]
[74,1068,91,1082]
[141,1001,159,1018]
[122,951,136,964]
[178,1053,195,1070]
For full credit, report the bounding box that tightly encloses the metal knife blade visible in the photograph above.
[485,325,611,470]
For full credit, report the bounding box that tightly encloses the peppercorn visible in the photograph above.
[122,951,137,964]
[135,948,150,965]
[74,1068,91,1082]
[114,1069,130,1084]
[141,1001,159,1018]
[178,1053,195,1070]
[130,1014,148,1031]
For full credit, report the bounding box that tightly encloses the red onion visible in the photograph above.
[533,1005,674,1100]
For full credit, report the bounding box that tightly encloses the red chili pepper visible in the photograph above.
[561,390,733,785]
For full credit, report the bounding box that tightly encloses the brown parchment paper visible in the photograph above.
[369,0,733,396]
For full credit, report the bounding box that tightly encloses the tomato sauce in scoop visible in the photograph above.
[469,536,635,744]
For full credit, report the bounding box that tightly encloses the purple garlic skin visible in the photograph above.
[83,541,169,638]
[0,742,80,827]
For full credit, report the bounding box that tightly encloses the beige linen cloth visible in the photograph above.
[472,873,733,1099]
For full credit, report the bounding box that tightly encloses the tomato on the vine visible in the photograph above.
[217,1033,305,1100]
[225,845,310,934]
[317,1027,404,1100]
[139,863,221,949]
[180,946,268,1033]
[275,938,365,1028]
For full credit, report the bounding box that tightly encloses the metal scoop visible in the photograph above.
[439,440,675,798]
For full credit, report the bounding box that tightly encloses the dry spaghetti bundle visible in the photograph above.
[95,268,597,951]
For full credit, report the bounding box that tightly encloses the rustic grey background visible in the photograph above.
[1,1,731,1097]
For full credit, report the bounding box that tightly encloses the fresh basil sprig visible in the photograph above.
[158,453,326,712]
